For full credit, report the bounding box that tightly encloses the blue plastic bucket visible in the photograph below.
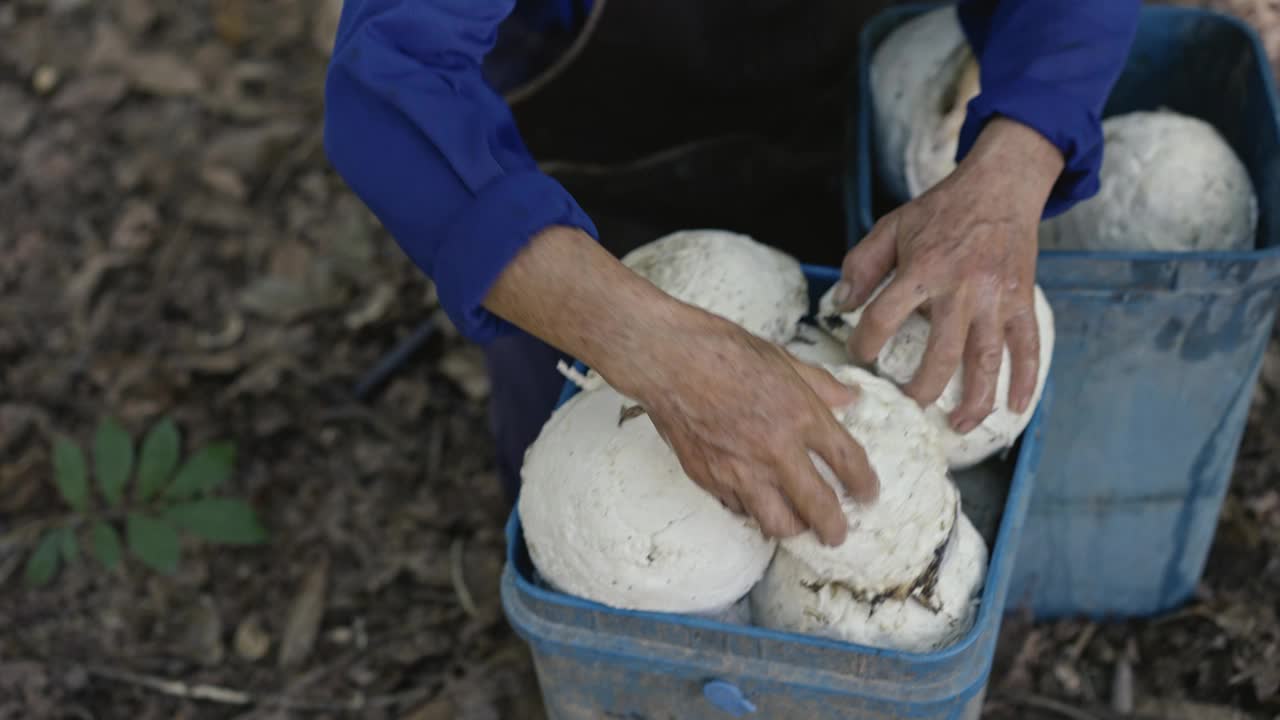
[850,4,1280,618]
[502,265,1051,719]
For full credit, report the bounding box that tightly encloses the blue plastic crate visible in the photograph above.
[850,4,1280,618]
[502,265,1052,719]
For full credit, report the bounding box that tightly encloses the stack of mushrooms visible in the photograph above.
[871,6,1259,254]
[518,228,1053,653]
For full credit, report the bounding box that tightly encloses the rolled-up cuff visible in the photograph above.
[433,170,599,343]
[957,79,1103,219]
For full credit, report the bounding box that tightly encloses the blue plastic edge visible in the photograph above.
[851,3,1280,265]
[504,263,1051,688]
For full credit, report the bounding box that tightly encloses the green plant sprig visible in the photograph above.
[24,416,267,586]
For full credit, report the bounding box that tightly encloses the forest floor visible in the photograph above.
[1,1,1278,718]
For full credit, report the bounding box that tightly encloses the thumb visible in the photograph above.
[788,357,859,409]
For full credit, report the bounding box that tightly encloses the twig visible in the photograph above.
[1066,623,1098,662]
[450,537,479,618]
[352,318,437,402]
[85,664,430,712]
[315,404,411,449]
[998,693,1106,720]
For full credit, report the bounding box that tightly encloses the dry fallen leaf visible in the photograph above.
[199,165,249,201]
[109,200,160,252]
[51,73,129,113]
[203,122,304,177]
[439,347,491,401]
[312,0,344,56]
[127,52,203,96]
[233,614,271,662]
[0,84,33,140]
[278,553,330,668]
[119,0,158,33]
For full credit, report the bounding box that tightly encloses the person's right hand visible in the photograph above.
[601,309,881,547]
[483,225,879,547]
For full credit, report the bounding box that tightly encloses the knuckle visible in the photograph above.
[973,345,1004,375]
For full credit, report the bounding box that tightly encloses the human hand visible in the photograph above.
[831,117,1064,432]
[483,225,877,547]
[601,309,880,547]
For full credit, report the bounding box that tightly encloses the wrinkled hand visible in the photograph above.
[610,313,879,547]
[831,118,1064,432]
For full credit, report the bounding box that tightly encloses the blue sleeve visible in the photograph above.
[955,0,1140,218]
[323,0,599,344]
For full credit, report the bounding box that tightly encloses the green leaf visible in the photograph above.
[53,437,89,513]
[165,442,235,499]
[137,418,181,501]
[166,498,267,545]
[58,526,80,564]
[93,418,134,508]
[25,530,62,586]
[126,513,180,574]
[91,521,123,570]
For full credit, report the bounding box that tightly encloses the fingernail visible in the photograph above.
[833,281,852,306]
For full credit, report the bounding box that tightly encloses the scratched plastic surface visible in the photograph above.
[502,267,1050,720]
[850,5,1280,618]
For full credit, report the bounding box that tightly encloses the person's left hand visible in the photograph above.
[830,117,1065,433]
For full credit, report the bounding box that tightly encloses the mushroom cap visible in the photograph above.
[817,282,1054,469]
[1040,110,1257,253]
[621,229,808,343]
[751,512,988,653]
[904,53,980,199]
[781,365,958,597]
[518,384,777,614]
[870,6,970,202]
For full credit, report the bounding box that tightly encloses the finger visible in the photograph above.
[776,449,847,547]
[835,215,899,310]
[1005,305,1041,414]
[847,271,930,366]
[785,354,860,409]
[950,295,1004,433]
[718,490,746,516]
[812,418,879,506]
[738,477,806,540]
[902,294,969,407]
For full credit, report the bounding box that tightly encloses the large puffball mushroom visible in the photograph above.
[752,512,989,653]
[621,229,809,343]
[518,384,777,614]
[870,6,972,202]
[784,322,849,367]
[1039,110,1258,253]
[904,54,980,198]
[817,281,1055,469]
[782,365,959,599]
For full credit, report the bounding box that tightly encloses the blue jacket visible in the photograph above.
[323,0,1140,344]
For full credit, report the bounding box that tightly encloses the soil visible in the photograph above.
[1,1,1277,719]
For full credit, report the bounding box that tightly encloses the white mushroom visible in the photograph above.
[752,512,988,654]
[621,229,809,343]
[870,6,972,202]
[817,281,1055,469]
[782,365,958,599]
[783,322,849,367]
[518,383,777,614]
[904,54,980,198]
[1040,109,1258,252]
